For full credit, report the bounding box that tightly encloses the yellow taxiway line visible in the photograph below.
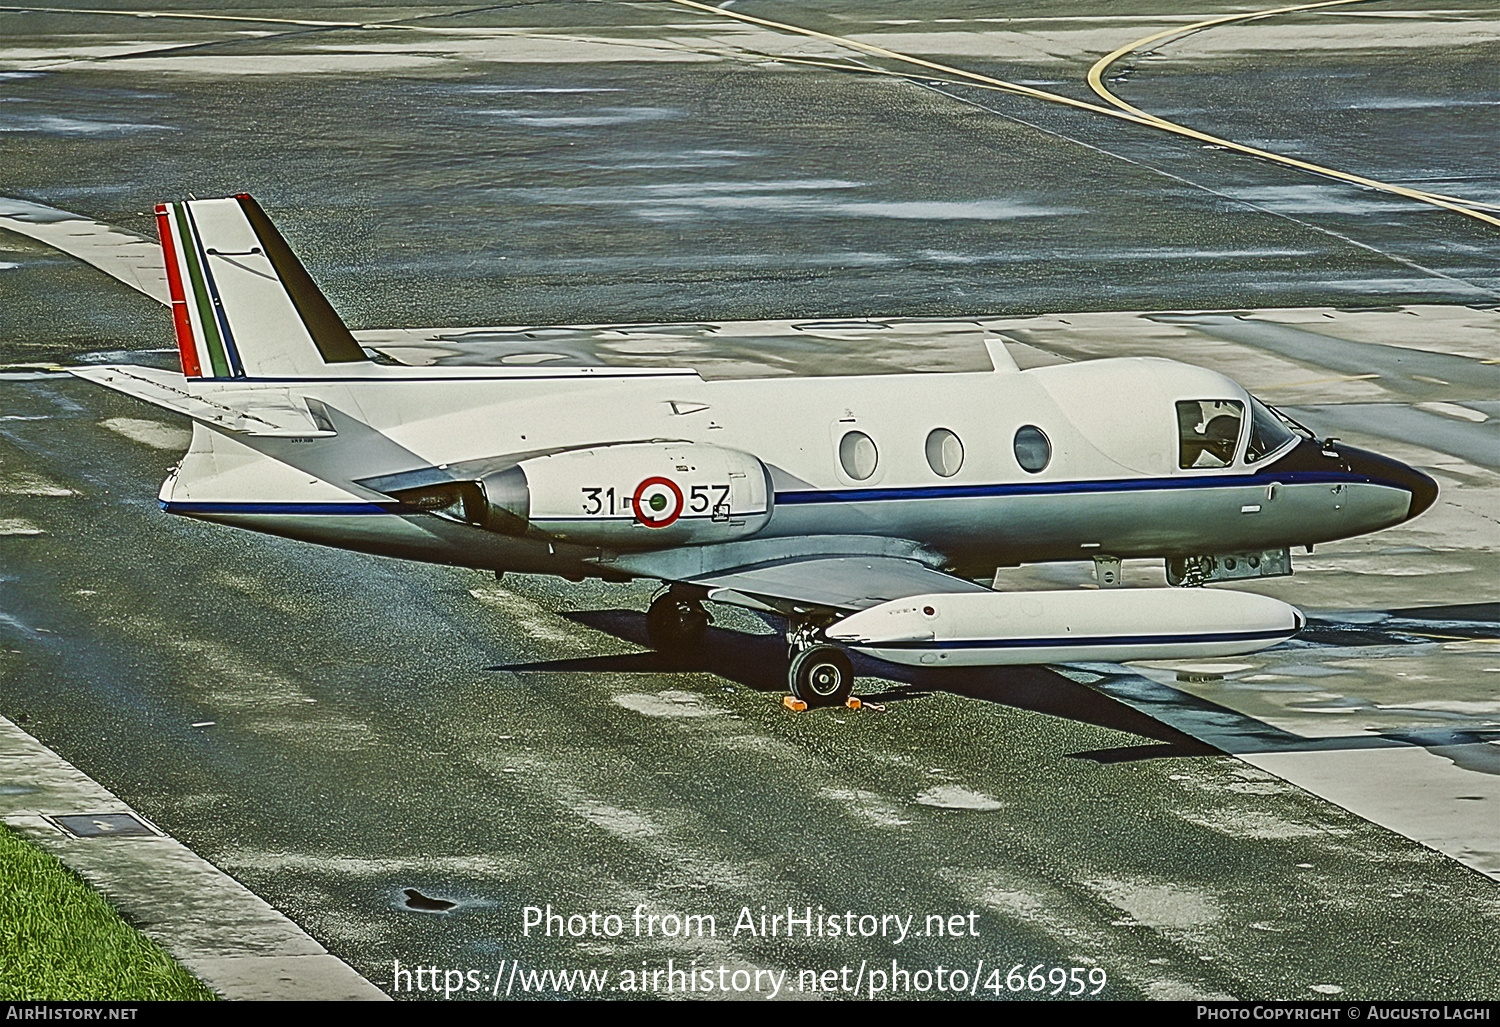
[660,0,1161,122]
[1086,0,1500,225]
[660,0,1500,231]
[1256,373,1383,391]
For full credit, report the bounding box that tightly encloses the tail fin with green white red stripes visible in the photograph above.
[155,195,369,379]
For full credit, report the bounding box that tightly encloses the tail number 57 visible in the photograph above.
[690,484,732,519]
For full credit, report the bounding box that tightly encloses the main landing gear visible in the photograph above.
[645,588,709,652]
[643,593,858,710]
[788,645,854,708]
[785,617,855,709]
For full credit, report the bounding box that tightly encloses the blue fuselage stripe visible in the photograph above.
[163,469,1400,518]
[865,627,1292,650]
[163,501,402,515]
[774,470,1392,505]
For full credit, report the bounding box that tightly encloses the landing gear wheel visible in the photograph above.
[788,645,854,707]
[646,592,709,652]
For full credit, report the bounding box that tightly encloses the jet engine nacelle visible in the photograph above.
[477,441,773,548]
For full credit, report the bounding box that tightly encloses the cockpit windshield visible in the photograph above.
[1271,401,1317,440]
[1244,396,1301,464]
[1177,400,1243,469]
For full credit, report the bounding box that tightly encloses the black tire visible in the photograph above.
[789,645,854,707]
[646,593,708,652]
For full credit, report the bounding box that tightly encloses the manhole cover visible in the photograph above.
[49,813,157,838]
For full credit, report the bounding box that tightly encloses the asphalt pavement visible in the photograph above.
[1,0,1497,1002]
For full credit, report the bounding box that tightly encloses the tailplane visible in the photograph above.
[156,195,369,379]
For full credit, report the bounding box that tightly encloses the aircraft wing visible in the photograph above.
[1,194,1034,380]
[0,196,170,305]
[356,320,1006,379]
[622,542,1302,669]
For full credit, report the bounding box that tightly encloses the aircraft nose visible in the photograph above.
[1404,466,1439,520]
[1341,446,1439,522]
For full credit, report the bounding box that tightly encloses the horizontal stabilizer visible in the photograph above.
[67,365,336,437]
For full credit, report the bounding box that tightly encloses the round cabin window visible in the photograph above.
[1013,425,1051,473]
[925,428,964,477]
[838,430,878,480]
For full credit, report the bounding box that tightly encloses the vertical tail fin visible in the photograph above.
[156,195,369,379]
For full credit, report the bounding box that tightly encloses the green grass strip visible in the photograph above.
[0,825,217,1000]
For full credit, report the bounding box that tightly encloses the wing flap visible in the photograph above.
[689,555,989,613]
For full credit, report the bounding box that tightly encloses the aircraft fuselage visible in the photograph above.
[155,353,1435,584]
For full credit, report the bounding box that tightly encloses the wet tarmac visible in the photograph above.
[1,0,1498,1002]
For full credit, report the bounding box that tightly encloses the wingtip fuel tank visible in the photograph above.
[826,588,1304,667]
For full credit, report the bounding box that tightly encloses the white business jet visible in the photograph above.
[68,197,1437,706]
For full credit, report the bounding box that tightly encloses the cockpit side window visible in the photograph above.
[1177,400,1244,469]
[1244,396,1298,464]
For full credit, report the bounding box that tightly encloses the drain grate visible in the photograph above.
[49,813,157,838]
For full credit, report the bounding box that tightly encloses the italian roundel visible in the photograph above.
[633,476,684,528]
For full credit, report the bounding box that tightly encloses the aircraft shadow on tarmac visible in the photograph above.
[492,608,1220,763]
[1298,602,1500,647]
[1085,668,1500,774]
[492,607,1500,771]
